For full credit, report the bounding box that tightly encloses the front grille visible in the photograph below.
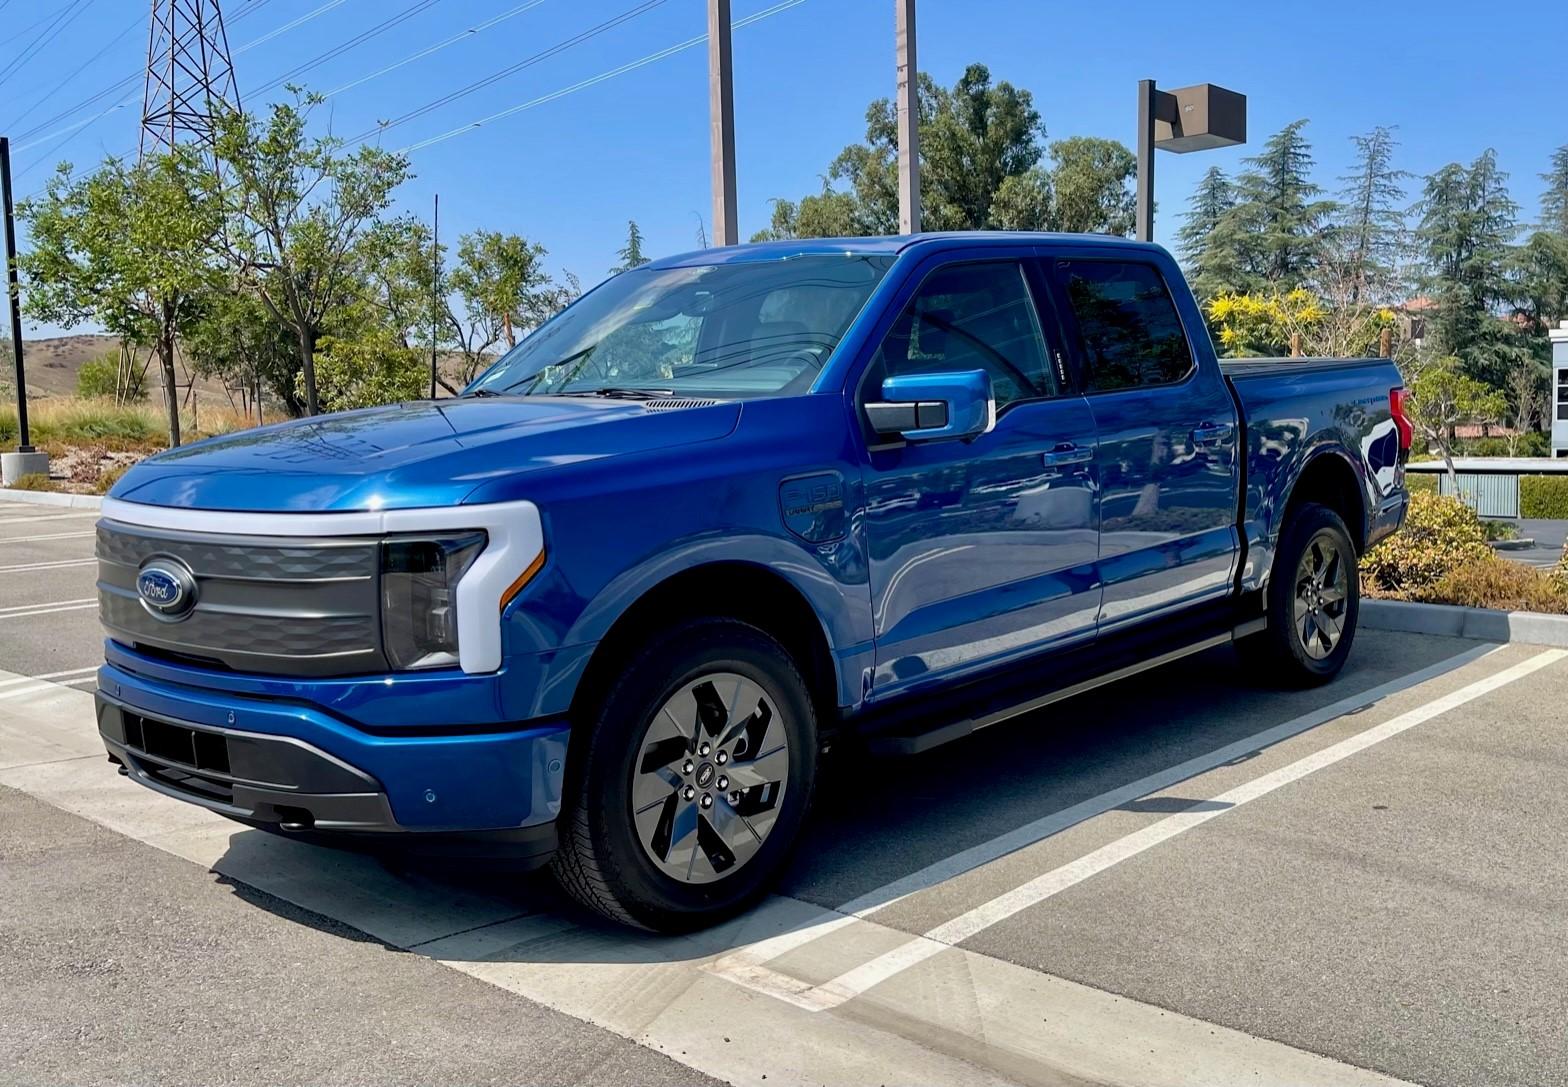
[96,520,385,676]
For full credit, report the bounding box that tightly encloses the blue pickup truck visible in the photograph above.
[94,233,1409,930]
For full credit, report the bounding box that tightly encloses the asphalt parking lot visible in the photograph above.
[3,495,1567,1087]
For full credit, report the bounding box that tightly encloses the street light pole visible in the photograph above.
[895,0,920,234]
[1,138,31,453]
[708,0,738,246]
[1135,79,1156,243]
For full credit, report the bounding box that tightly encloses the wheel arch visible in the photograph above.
[569,560,843,734]
[1277,447,1368,556]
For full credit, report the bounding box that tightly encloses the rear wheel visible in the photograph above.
[1237,502,1359,686]
[552,619,817,932]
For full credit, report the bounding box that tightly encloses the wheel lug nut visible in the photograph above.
[682,760,694,774]
[717,775,728,790]
[700,794,713,809]
[683,786,695,800]
[699,742,711,756]
[716,751,728,764]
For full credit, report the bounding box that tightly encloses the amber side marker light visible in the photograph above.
[500,549,547,614]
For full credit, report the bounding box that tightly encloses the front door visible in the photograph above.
[1048,256,1241,630]
[858,256,1100,697]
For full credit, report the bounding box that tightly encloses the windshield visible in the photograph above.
[465,254,894,400]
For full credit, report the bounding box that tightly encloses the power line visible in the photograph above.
[246,0,440,100]
[11,0,293,146]
[12,0,349,156]
[4,11,144,132]
[351,0,671,145]
[0,0,100,92]
[399,0,808,154]
[321,0,551,100]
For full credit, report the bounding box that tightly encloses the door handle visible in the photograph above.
[1041,444,1094,467]
[1191,421,1235,445]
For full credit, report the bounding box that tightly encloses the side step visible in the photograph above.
[862,615,1265,757]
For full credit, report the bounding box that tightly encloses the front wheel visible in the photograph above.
[551,619,817,932]
[1237,502,1360,687]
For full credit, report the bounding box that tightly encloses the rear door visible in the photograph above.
[857,251,1100,696]
[1046,254,1240,631]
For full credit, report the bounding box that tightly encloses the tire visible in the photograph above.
[551,618,818,932]
[1237,502,1360,687]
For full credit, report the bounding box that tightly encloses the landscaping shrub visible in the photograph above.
[75,351,147,401]
[0,399,164,451]
[1361,491,1492,592]
[8,473,58,492]
[1412,558,1568,614]
[95,462,131,495]
[1520,475,1568,519]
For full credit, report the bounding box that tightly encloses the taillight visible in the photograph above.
[1389,387,1413,452]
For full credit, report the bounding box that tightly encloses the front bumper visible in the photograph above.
[97,655,570,863]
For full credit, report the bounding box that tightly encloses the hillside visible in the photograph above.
[1,334,236,402]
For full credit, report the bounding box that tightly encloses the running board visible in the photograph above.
[863,616,1265,757]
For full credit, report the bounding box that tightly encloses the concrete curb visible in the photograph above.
[0,488,103,510]
[1361,599,1568,648]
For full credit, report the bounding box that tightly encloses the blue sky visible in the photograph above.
[5,0,1565,337]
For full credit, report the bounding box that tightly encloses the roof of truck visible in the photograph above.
[646,231,1168,269]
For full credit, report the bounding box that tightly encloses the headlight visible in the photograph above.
[380,533,487,670]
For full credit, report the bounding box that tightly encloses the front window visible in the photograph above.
[467,254,894,400]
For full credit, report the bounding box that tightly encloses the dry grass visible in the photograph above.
[0,398,255,455]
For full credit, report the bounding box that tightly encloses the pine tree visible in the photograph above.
[1334,126,1409,302]
[1175,166,1243,301]
[1226,120,1335,288]
[611,220,649,274]
[1541,145,1568,237]
[1412,149,1523,388]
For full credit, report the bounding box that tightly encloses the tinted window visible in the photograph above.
[1059,261,1193,392]
[869,262,1055,409]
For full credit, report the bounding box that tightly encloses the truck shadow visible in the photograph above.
[210,630,1483,967]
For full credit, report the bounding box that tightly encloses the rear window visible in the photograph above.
[1057,261,1194,392]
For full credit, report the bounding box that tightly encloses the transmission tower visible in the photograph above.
[139,0,241,158]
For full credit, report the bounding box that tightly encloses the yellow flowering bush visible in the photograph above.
[1361,491,1492,593]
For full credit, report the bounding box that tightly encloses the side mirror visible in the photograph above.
[865,370,995,442]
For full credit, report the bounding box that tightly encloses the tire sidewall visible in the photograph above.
[572,621,817,929]
[1272,505,1359,681]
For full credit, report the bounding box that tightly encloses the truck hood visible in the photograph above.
[109,396,742,512]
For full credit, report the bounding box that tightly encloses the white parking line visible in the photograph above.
[747,646,1567,1011]
[0,666,99,689]
[0,558,96,573]
[0,598,97,620]
[0,512,99,525]
[0,531,96,543]
[709,641,1503,993]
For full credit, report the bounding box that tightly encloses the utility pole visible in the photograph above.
[430,193,440,400]
[1136,80,1246,244]
[895,0,920,234]
[707,0,738,246]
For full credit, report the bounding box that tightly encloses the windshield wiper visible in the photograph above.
[558,387,675,400]
[461,388,503,397]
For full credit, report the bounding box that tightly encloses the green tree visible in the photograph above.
[1412,149,1521,387]
[19,146,223,446]
[1333,126,1409,302]
[1224,119,1335,289]
[76,348,147,402]
[610,219,650,274]
[185,286,302,419]
[1176,166,1244,301]
[213,91,411,416]
[1405,351,1507,482]
[1042,136,1135,235]
[763,64,1046,236]
[448,229,552,350]
[1541,144,1568,237]
[1512,230,1568,334]
[305,329,427,412]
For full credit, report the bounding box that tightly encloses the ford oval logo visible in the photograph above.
[136,560,197,621]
